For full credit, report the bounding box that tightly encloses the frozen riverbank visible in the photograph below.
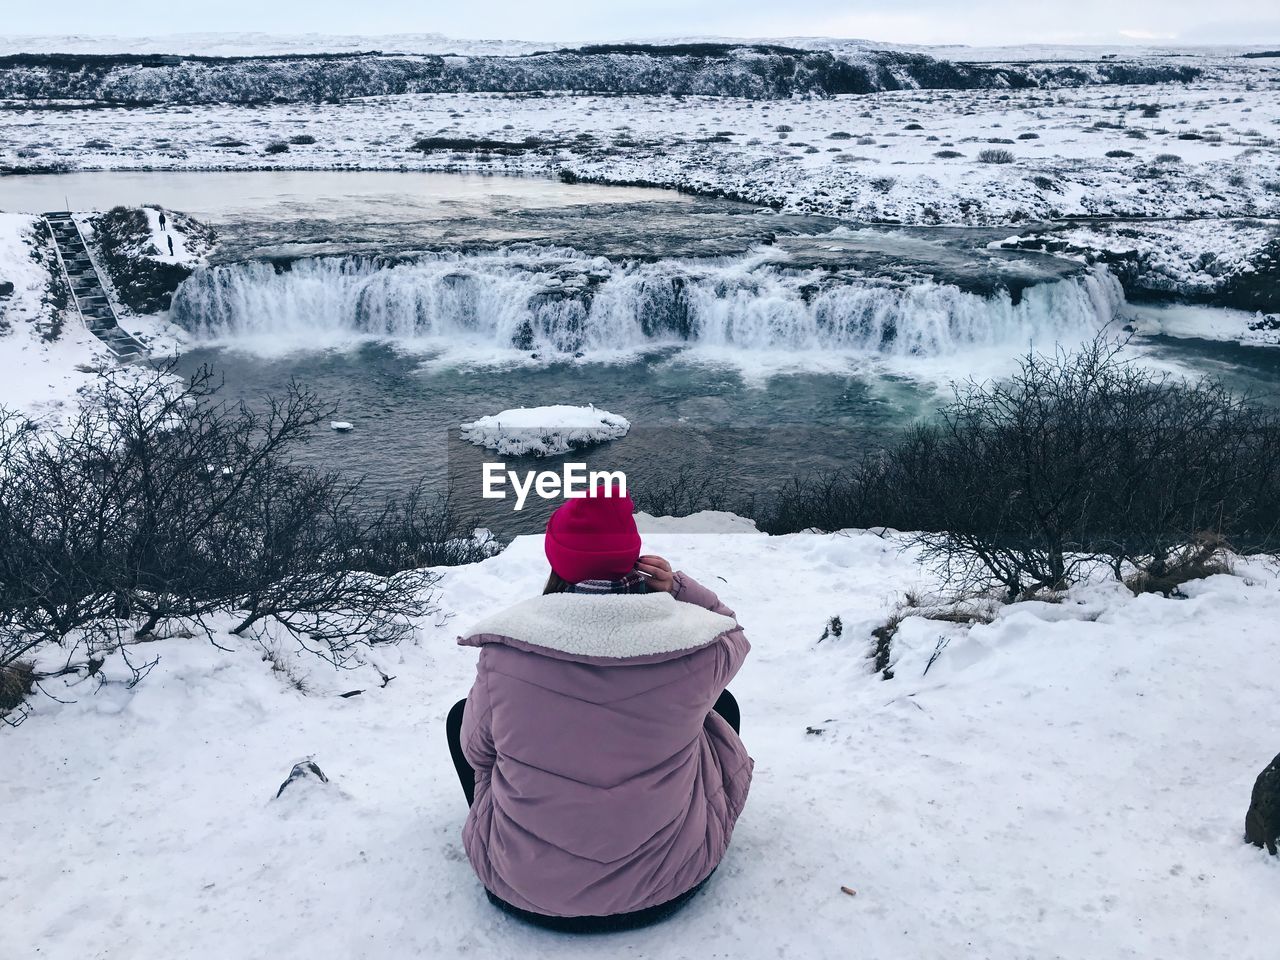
[2,523,1278,959]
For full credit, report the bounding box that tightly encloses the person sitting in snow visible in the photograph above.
[447,483,752,932]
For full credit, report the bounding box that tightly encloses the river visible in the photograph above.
[3,170,1274,533]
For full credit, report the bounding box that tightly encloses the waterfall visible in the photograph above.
[170,249,1124,357]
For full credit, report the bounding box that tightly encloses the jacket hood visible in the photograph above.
[459,591,736,663]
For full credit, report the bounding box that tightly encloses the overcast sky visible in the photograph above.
[6,0,1279,46]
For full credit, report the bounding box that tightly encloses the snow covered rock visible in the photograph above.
[998,221,1280,312]
[80,206,216,314]
[460,404,630,457]
[1244,752,1280,856]
[274,760,330,800]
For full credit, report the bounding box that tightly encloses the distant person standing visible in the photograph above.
[167,235,174,257]
[158,210,167,230]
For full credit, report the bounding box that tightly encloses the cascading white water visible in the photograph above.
[170,249,1125,357]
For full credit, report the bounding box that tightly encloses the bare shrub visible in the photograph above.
[757,340,1280,602]
[755,460,892,535]
[355,481,499,574]
[631,464,742,519]
[903,342,1280,598]
[977,148,1015,164]
[869,615,900,679]
[1125,533,1231,597]
[0,364,446,680]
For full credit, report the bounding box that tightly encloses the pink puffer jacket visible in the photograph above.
[456,572,752,918]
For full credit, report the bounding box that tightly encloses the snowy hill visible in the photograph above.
[2,523,1278,958]
[0,33,563,58]
[2,32,1272,61]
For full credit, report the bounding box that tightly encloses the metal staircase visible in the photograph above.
[42,212,147,361]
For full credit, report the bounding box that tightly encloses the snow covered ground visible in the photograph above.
[1125,302,1280,347]
[0,213,114,418]
[5,76,1278,226]
[2,521,1279,959]
[460,404,630,456]
[74,205,212,273]
[138,206,196,265]
[998,218,1280,302]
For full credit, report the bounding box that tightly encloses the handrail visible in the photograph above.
[41,212,146,360]
[65,212,124,329]
[41,215,93,334]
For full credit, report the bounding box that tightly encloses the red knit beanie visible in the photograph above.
[544,484,641,583]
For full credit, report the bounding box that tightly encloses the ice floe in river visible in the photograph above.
[460,404,631,457]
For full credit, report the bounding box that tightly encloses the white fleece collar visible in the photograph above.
[462,592,736,660]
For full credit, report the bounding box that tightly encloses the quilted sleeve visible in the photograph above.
[460,651,497,771]
[674,572,750,691]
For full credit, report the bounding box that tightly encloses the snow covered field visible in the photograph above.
[5,75,1278,225]
[2,522,1278,959]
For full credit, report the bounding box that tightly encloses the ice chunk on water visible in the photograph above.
[460,404,630,457]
